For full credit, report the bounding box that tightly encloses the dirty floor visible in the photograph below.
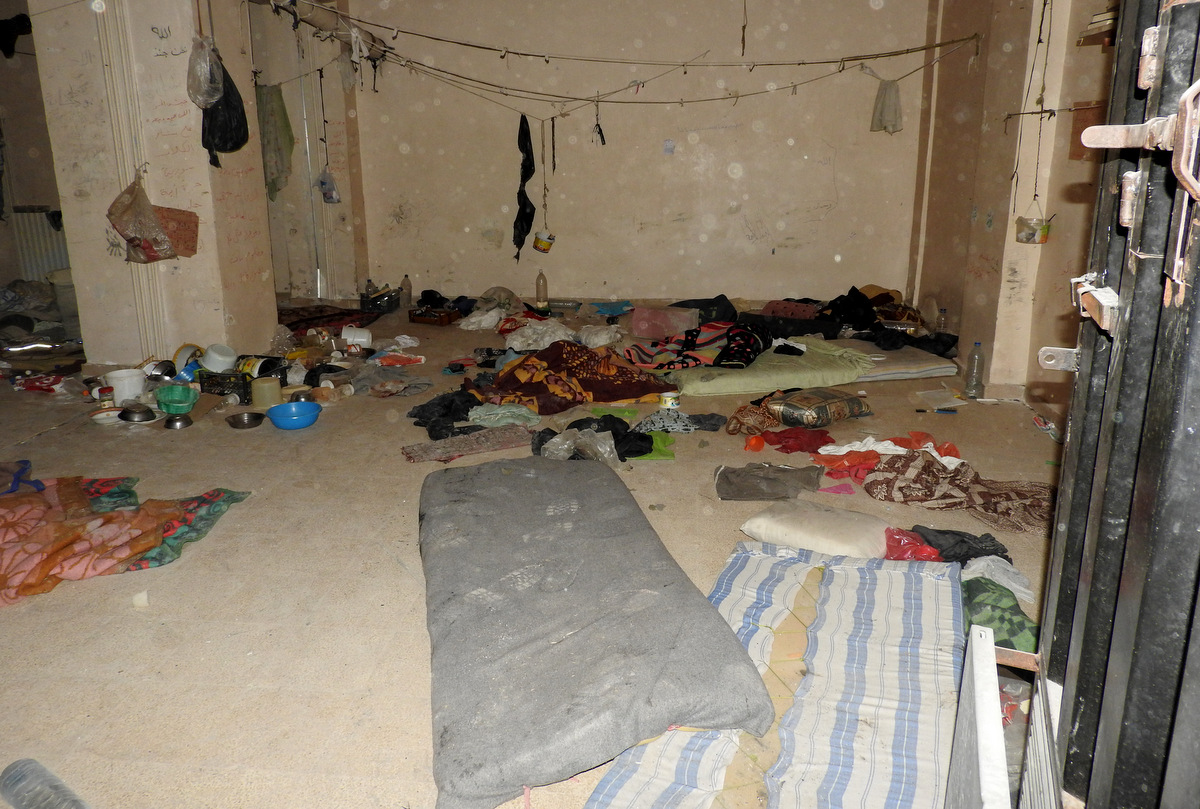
[0,309,1061,809]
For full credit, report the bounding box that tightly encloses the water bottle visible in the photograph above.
[399,274,413,308]
[535,270,549,310]
[0,759,90,809]
[935,308,948,333]
[964,341,985,399]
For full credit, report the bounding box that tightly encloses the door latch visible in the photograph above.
[1038,347,1080,373]
[1071,274,1121,332]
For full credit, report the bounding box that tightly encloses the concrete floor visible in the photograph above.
[0,309,1061,809]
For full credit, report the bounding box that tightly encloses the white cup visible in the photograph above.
[341,325,373,348]
[104,368,145,405]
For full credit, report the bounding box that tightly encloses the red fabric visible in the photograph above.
[497,312,549,335]
[760,426,835,454]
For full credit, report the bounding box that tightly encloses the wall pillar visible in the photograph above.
[30,0,275,364]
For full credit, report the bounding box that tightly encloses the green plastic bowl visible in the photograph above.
[155,384,200,415]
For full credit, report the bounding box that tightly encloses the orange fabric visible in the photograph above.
[0,478,184,604]
[889,431,960,459]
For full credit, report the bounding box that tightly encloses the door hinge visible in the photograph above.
[1138,27,1160,91]
[1119,170,1143,227]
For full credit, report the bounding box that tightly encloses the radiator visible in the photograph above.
[10,208,69,281]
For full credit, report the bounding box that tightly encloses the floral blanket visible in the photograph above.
[0,474,248,605]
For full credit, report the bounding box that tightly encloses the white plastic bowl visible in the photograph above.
[200,343,237,372]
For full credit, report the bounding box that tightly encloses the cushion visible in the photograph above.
[420,456,774,809]
[739,499,890,558]
[762,386,872,427]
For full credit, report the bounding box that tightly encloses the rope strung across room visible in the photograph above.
[254,0,979,126]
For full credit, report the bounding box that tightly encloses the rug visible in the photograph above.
[278,305,382,339]
[0,475,249,605]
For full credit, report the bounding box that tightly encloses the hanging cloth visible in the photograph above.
[861,65,903,134]
[512,114,537,261]
[201,55,249,168]
[255,83,295,201]
[870,80,903,134]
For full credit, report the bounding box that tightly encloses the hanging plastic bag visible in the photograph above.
[106,175,176,263]
[186,36,224,109]
[201,56,249,168]
[317,168,341,203]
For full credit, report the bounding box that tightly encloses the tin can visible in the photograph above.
[659,391,680,409]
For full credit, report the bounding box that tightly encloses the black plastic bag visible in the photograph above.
[201,57,248,168]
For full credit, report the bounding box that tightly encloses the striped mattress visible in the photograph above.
[587,542,966,809]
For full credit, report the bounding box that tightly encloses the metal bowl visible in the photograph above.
[118,403,157,423]
[225,411,265,429]
[163,413,192,430]
[289,390,315,403]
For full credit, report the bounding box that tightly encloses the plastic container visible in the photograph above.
[155,384,200,414]
[235,355,286,379]
[535,271,549,309]
[200,344,236,372]
[935,308,948,333]
[964,341,986,399]
[0,759,90,809]
[399,274,413,308]
[266,400,322,430]
[631,306,700,340]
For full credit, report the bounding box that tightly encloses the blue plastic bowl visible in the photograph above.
[266,400,322,430]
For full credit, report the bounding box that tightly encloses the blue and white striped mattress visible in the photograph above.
[586,542,966,809]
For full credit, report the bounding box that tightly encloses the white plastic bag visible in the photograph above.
[106,175,176,263]
[504,319,576,351]
[187,36,224,109]
[578,323,623,348]
[458,307,504,331]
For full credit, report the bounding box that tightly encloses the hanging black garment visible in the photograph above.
[201,57,249,168]
[512,114,536,261]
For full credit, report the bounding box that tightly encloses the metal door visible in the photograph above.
[1035,0,1200,805]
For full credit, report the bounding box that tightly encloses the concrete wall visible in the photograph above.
[13,0,1117,393]
[287,0,935,305]
[28,0,275,364]
[1019,1,1114,405]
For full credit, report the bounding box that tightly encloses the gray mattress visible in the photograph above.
[419,456,773,809]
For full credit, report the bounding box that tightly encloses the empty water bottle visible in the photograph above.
[0,759,90,809]
[935,308,948,333]
[399,274,413,308]
[964,341,986,399]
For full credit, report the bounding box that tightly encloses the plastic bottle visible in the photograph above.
[964,341,986,399]
[399,274,413,308]
[935,308,948,333]
[535,270,549,309]
[0,759,90,809]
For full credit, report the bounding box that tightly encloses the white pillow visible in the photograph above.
[740,500,890,558]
